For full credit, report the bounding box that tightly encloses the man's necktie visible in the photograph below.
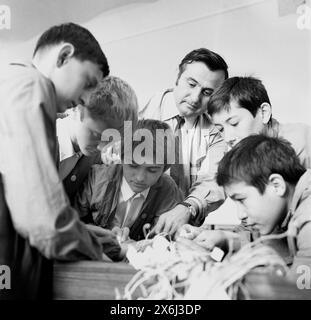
[170,115,189,196]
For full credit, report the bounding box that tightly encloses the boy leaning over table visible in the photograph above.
[57,76,138,204]
[0,22,123,300]
[200,75,311,226]
[178,135,311,275]
[74,119,183,245]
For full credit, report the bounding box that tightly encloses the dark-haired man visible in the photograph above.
[139,48,228,236]
[0,23,121,300]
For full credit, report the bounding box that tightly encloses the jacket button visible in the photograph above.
[141,213,147,219]
[71,175,77,182]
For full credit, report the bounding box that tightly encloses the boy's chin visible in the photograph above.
[131,187,145,193]
[257,225,274,236]
[130,183,147,193]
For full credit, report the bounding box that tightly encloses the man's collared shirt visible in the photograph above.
[139,89,226,221]
[155,91,209,185]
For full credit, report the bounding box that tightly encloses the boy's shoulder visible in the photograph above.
[153,173,179,191]
[1,62,52,89]
[290,169,311,224]
[0,62,56,110]
[278,122,311,167]
[289,170,311,258]
[280,121,311,134]
[278,122,311,147]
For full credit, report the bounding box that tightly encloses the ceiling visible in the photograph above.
[0,0,157,43]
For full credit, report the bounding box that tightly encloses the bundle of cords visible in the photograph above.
[185,232,290,299]
[118,231,290,300]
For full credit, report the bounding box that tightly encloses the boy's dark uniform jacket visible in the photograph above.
[75,165,184,240]
[57,145,102,204]
[0,165,53,301]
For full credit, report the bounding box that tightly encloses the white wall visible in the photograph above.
[88,0,311,124]
[1,0,310,124]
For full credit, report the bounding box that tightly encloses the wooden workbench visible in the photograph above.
[53,261,136,300]
[53,260,311,300]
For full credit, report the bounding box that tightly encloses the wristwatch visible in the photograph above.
[178,201,196,217]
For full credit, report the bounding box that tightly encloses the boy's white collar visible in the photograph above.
[57,115,81,161]
[120,176,150,202]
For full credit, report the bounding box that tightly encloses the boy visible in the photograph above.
[57,76,138,203]
[74,119,183,241]
[181,135,311,270]
[0,23,121,300]
[208,76,311,167]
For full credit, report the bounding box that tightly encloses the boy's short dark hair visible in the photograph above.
[208,76,271,118]
[123,119,175,171]
[217,135,306,194]
[33,22,109,76]
[176,48,229,84]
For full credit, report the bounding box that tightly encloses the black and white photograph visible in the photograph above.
[0,0,311,303]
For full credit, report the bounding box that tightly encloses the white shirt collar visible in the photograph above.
[120,176,150,202]
[56,114,82,162]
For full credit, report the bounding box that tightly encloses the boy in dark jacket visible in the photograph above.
[75,119,183,241]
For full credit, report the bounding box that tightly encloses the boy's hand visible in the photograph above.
[150,205,191,238]
[176,224,201,240]
[86,225,127,261]
[175,237,210,254]
[118,242,129,260]
[192,230,228,251]
[118,238,137,260]
[85,224,116,238]
[192,230,239,252]
[111,226,130,243]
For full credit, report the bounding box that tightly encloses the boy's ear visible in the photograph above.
[268,173,287,197]
[259,102,272,124]
[56,43,75,68]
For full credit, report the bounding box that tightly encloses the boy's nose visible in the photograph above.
[80,91,92,106]
[136,170,146,182]
[224,130,236,147]
[237,206,248,221]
